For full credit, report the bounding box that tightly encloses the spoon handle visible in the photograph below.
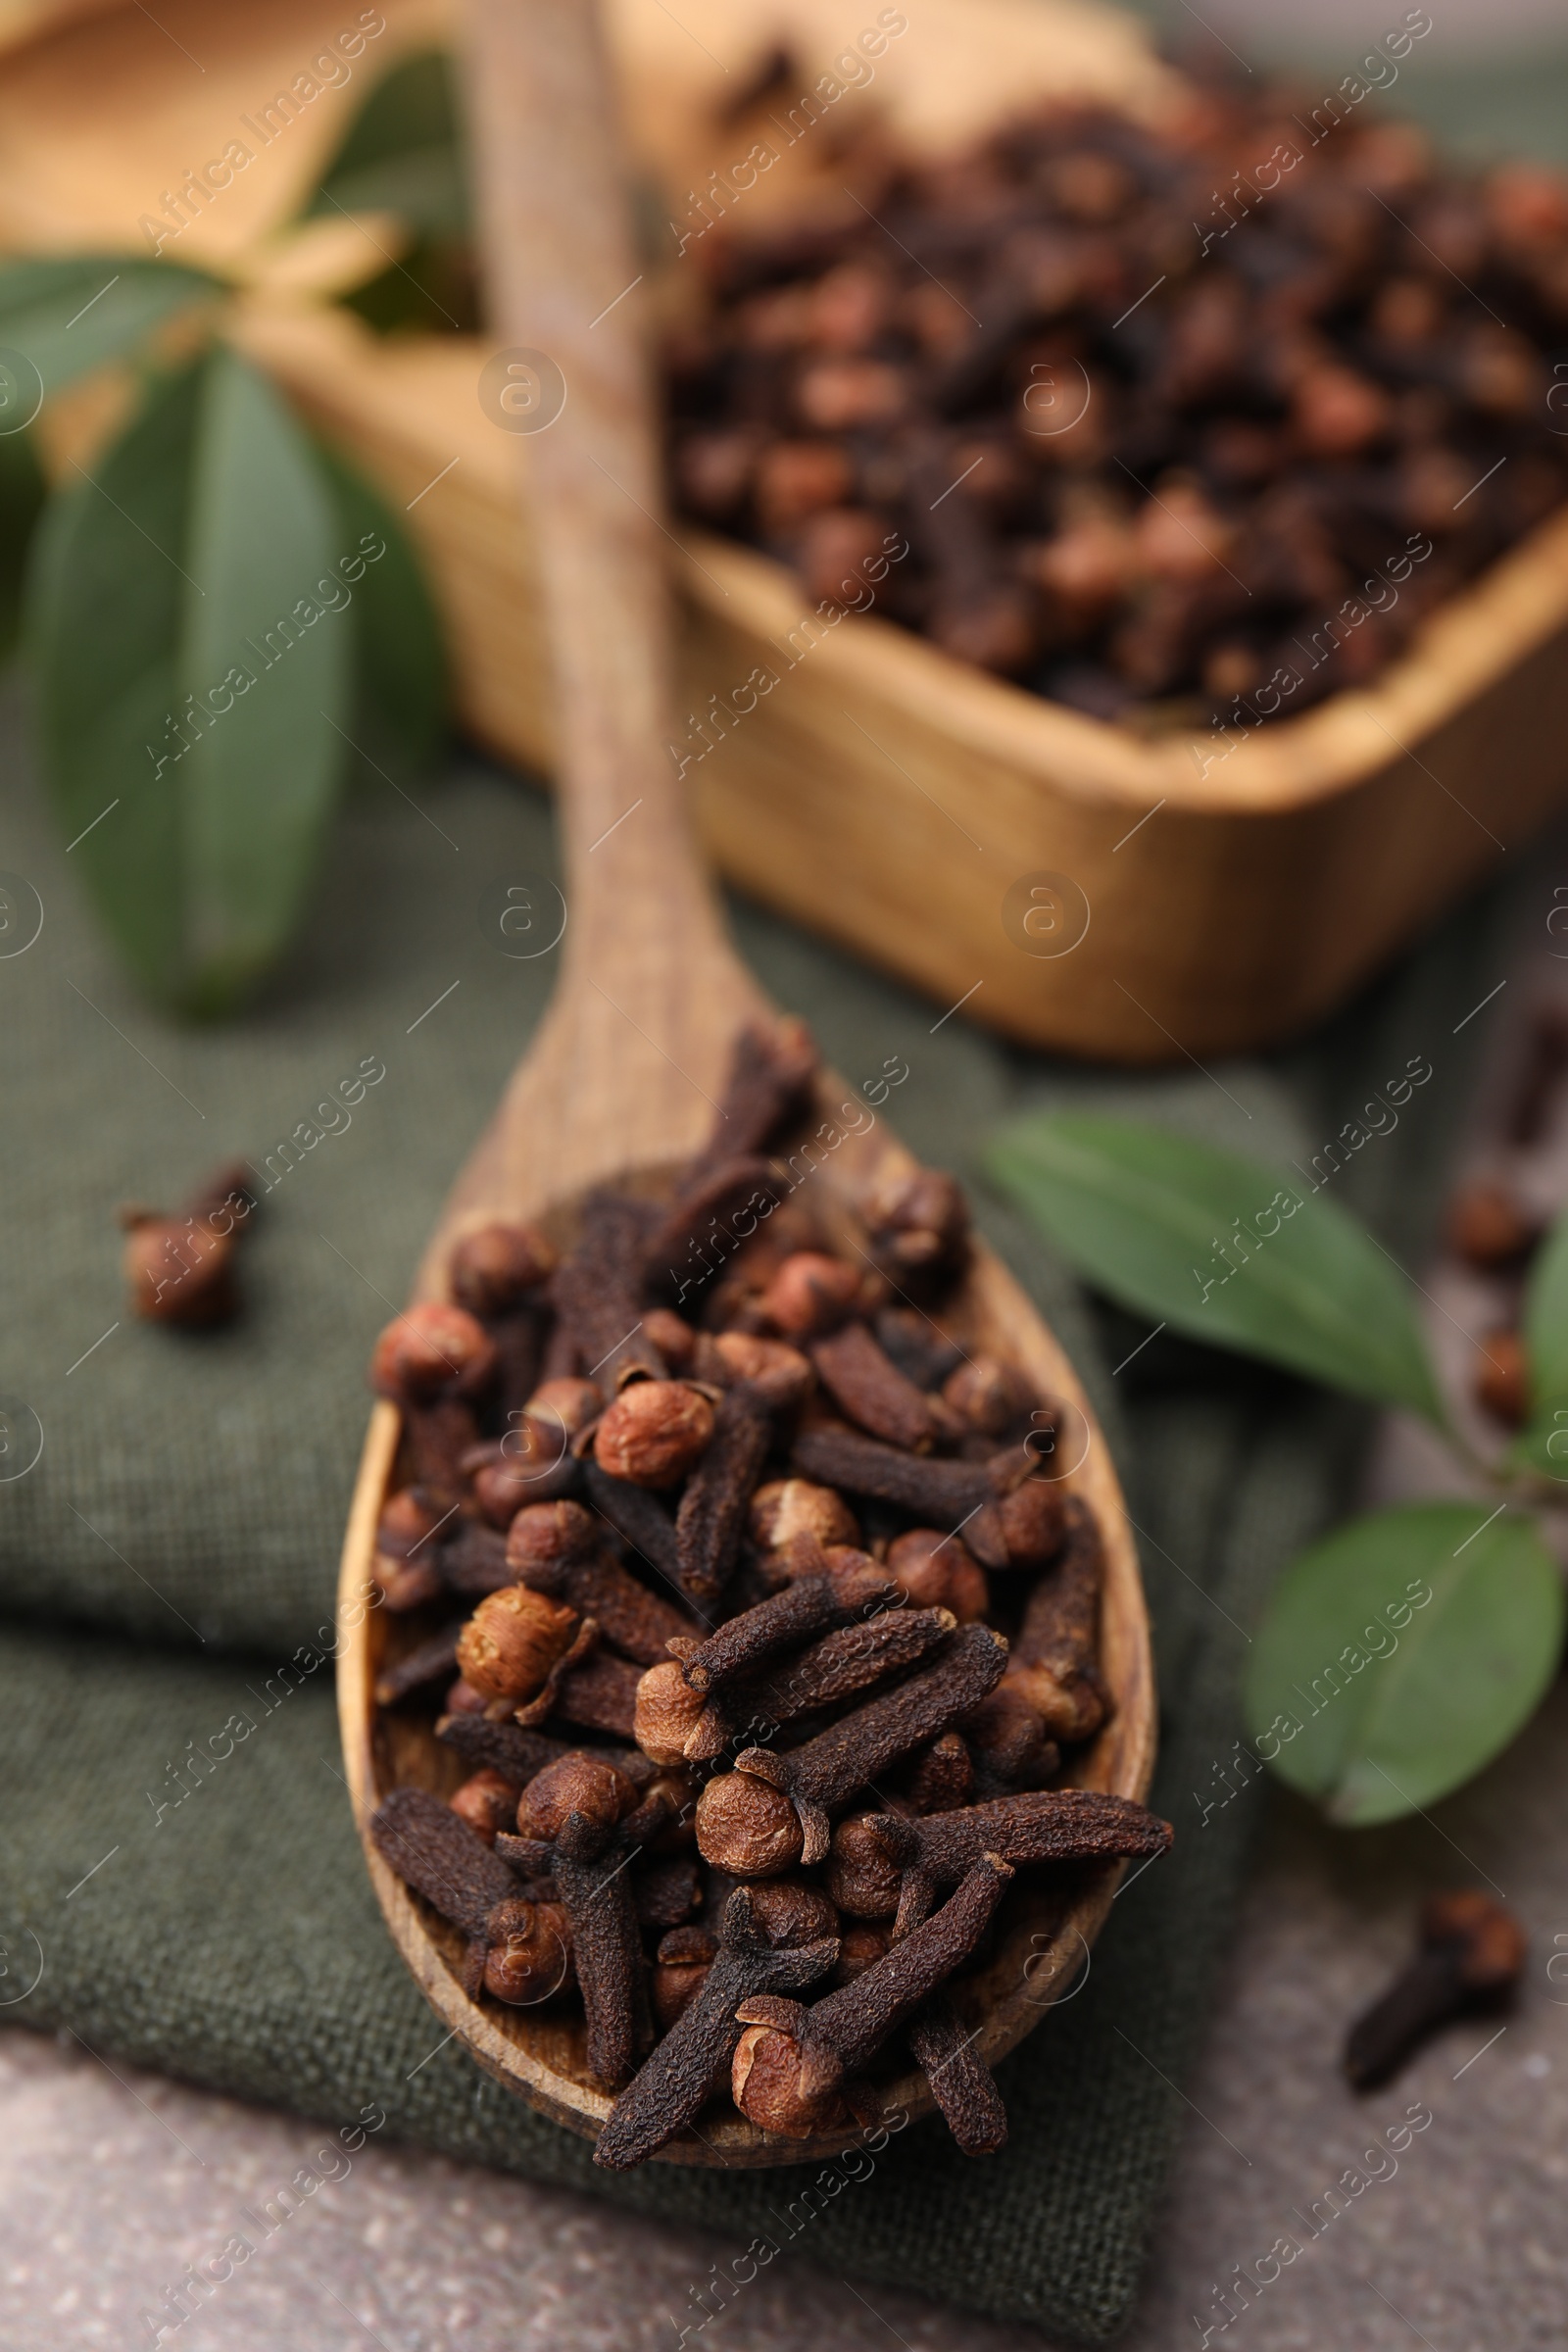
[463,0,739,1047]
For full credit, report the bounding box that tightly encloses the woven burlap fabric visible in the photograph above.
[0,687,1511,2339]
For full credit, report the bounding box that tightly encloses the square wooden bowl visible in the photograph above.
[7,0,1568,1059]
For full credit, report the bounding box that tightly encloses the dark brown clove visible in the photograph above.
[552,1190,667,1398]
[634,1855,704,1931]
[961,1685,1060,1797]
[1345,1892,1526,2089]
[731,1855,1011,2136]
[583,1460,684,1592]
[549,1810,657,2091]
[906,1730,974,1814]
[907,1995,1008,2156]
[809,1322,939,1451]
[792,1424,997,1523]
[434,1711,657,1789]
[674,1385,773,1603]
[678,1020,819,1196]
[434,1521,514,1598]
[520,1643,643,1740]
[648,1156,785,1297]
[594,1886,839,2168]
[508,1502,695,1664]
[826,1788,1171,1927]
[874,1307,965,1392]
[1004,1495,1106,1739]
[373,1624,466,1709]
[673,1572,897,1695]
[861,1168,970,1291]
[684,1604,957,1764]
[369,1787,521,1996]
[701,1623,1008,1868]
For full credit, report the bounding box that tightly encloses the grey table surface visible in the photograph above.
[5,850,1568,2352]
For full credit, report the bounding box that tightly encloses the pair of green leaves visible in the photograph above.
[0,254,444,1015]
[987,1112,1565,1826]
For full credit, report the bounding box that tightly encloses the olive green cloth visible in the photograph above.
[0,696,1514,2341]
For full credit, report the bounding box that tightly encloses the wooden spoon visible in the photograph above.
[335,0,1156,2165]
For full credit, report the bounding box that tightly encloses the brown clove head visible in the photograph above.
[506,1499,599,1577]
[449,1769,519,1844]
[450,1221,556,1316]
[483,1897,573,2003]
[455,1585,580,1702]
[514,1752,637,1842]
[750,1477,860,1557]
[595,1381,715,1487]
[370,1303,498,1403]
[634,1660,710,1768]
[695,1772,805,1876]
[760,1252,863,1338]
[886,1529,989,1620]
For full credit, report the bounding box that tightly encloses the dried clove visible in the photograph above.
[450,1768,521,1844]
[635,1856,704,1932]
[457,1585,582,1704]
[809,1322,939,1451]
[702,1623,1009,1868]
[648,1156,784,1298]
[549,1810,657,2091]
[583,1460,684,1592]
[672,1573,896,1695]
[373,1624,466,1709]
[369,1788,521,1996]
[731,1855,1012,2136]
[552,1191,667,1397]
[685,1604,957,1764]
[508,1501,695,1664]
[750,1476,859,1558]
[674,1386,773,1604]
[434,1711,611,1787]
[651,1925,716,2032]
[527,1645,644,1740]
[1345,1892,1526,2089]
[792,1426,996,1522]
[826,1788,1171,1927]
[484,1896,574,2003]
[1004,1495,1106,1740]
[907,1995,1008,2156]
[678,1020,818,1195]
[594,1886,840,2168]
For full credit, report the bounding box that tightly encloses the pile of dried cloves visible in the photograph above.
[666,75,1568,728]
[368,1022,1170,2165]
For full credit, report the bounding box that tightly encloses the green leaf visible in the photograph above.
[985,1112,1443,1419]
[1243,1500,1563,1825]
[316,445,446,784]
[1511,1203,1568,1483]
[28,347,351,1013]
[307,50,468,237]
[0,427,44,658]
[0,256,222,400]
